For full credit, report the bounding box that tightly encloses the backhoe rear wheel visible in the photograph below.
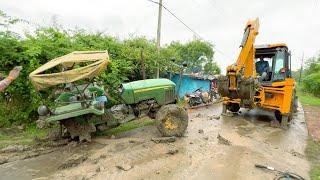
[156,104,188,137]
[275,92,296,129]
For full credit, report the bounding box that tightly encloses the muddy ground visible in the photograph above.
[304,105,320,141]
[0,103,310,180]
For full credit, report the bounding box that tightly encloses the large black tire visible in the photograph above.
[227,103,240,113]
[61,118,96,142]
[275,110,282,122]
[156,104,188,137]
[287,90,297,122]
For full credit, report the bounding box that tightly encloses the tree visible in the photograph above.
[165,39,220,74]
[0,11,222,126]
[302,54,320,96]
[204,61,221,75]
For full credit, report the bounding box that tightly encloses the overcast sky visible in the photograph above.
[1,0,320,72]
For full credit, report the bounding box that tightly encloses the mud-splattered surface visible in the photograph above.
[304,105,320,140]
[0,103,310,180]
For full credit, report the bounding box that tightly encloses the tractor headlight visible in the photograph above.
[37,105,49,116]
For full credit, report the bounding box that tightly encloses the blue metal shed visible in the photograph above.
[170,74,215,98]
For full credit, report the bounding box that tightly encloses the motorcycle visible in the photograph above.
[186,88,210,107]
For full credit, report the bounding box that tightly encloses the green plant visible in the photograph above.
[0,11,220,126]
[302,72,320,97]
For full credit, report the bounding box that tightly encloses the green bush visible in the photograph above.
[0,24,220,126]
[303,72,320,97]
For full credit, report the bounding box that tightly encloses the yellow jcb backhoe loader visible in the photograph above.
[218,18,297,128]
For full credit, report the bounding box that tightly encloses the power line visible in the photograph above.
[147,0,203,39]
[147,0,232,60]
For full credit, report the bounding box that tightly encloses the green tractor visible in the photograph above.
[29,51,188,141]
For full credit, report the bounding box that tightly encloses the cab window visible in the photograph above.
[273,51,285,81]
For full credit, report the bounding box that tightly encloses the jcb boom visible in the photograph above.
[218,18,297,128]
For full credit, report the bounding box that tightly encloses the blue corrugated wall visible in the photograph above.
[170,74,211,98]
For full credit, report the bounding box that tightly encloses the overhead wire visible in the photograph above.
[146,0,232,60]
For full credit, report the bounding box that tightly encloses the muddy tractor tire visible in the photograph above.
[155,104,188,137]
[61,118,96,142]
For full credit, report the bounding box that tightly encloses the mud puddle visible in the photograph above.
[0,141,105,180]
[0,102,310,180]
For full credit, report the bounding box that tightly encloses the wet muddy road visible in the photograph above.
[0,103,310,180]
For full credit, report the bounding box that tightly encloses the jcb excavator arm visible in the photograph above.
[219,18,260,108]
[227,18,259,90]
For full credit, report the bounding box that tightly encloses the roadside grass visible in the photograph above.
[298,85,320,179]
[297,85,320,106]
[306,138,320,180]
[0,117,156,149]
[0,124,48,149]
[96,117,155,137]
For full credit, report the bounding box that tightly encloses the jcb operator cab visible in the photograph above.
[255,44,292,84]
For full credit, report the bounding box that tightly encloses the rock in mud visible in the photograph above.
[195,113,202,118]
[217,134,232,146]
[151,137,176,143]
[1,145,29,153]
[59,153,88,169]
[129,140,137,143]
[0,156,8,164]
[167,149,179,155]
[110,135,116,139]
[209,115,220,120]
[116,164,133,171]
[290,150,304,158]
[36,119,49,129]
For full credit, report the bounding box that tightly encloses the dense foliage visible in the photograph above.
[0,11,220,126]
[302,55,320,96]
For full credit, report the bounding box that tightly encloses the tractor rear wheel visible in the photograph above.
[61,118,96,142]
[156,104,188,137]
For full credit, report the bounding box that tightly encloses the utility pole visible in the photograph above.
[140,49,146,80]
[156,0,163,78]
[299,52,304,84]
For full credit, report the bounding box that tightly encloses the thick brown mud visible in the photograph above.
[0,103,310,180]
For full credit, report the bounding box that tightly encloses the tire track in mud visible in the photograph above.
[54,105,225,180]
[49,103,309,180]
[102,108,225,180]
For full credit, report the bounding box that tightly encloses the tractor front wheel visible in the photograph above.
[156,104,188,137]
[61,118,96,142]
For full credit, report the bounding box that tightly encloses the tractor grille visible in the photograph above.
[165,89,175,103]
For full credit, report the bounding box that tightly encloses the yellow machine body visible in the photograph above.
[219,18,296,127]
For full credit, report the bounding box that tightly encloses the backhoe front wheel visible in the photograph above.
[275,110,290,129]
[227,103,240,113]
[156,104,188,137]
